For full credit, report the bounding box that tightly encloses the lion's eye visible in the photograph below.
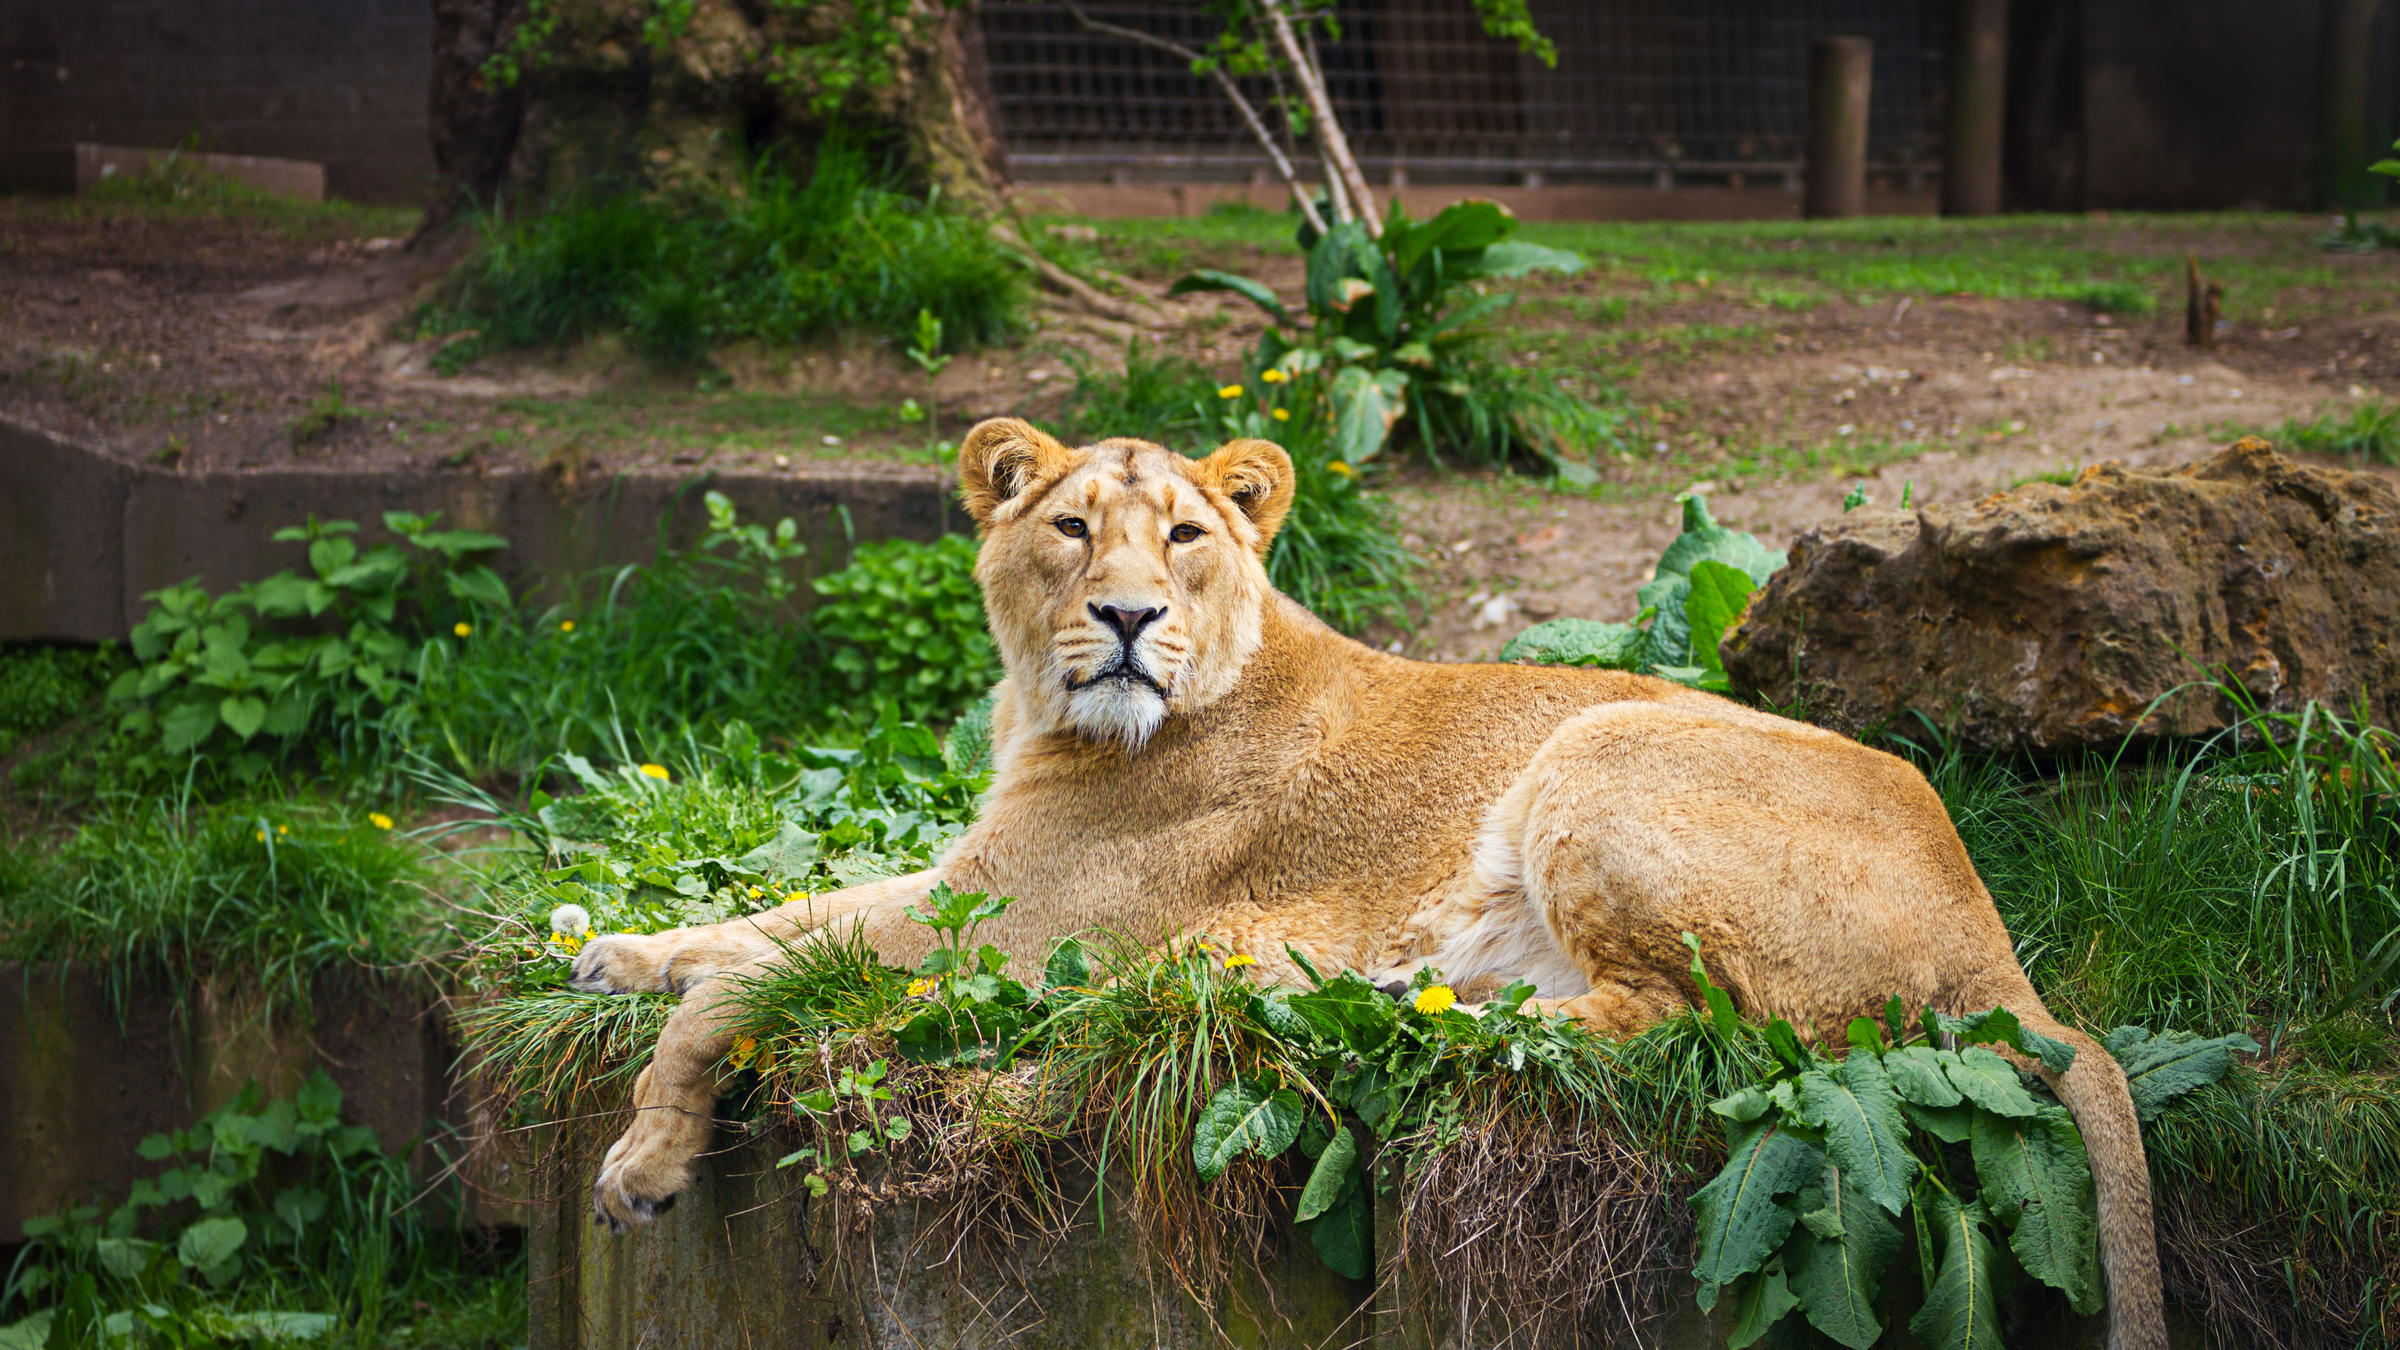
[1055,517,1088,539]
[1169,523,1205,544]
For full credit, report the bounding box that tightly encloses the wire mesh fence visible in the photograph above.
[981,0,1949,185]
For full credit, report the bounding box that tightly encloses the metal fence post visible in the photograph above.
[1805,35,1874,218]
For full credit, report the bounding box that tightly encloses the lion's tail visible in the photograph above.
[1970,978,2166,1350]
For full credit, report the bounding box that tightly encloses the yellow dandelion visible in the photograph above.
[559,619,576,633]
[367,812,394,830]
[1217,384,1244,400]
[748,885,764,899]
[276,824,289,836]
[1271,408,1291,422]
[907,977,937,999]
[1260,368,1287,384]
[1196,941,1216,954]
[1327,460,1357,479]
[256,829,267,842]
[453,621,472,638]
[1413,984,1458,1015]
[639,763,671,782]
[729,1036,759,1070]
[1224,954,1257,970]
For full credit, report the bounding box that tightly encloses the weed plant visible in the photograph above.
[2249,396,2400,465]
[0,644,123,760]
[428,133,1024,367]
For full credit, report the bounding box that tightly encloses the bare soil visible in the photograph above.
[5,198,2396,667]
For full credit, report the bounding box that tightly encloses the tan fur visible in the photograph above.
[573,419,2164,1350]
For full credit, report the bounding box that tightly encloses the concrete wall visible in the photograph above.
[0,0,435,202]
[0,415,960,644]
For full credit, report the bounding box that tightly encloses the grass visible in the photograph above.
[57,157,420,240]
[2246,396,2400,465]
[427,133,1025,367]
[0,794,439,1014]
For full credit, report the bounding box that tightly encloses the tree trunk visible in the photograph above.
[413,0,527,243]
[894,0,1010,217]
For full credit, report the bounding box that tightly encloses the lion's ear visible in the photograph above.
[958,418,1075,525]
[1193,437,1295,554]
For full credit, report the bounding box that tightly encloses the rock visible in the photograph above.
[1722,439,2400,753]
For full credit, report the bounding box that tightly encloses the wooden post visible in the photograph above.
[1942,0,2008,215]
[2319,0,2389,208]
[1805,36,1873,219]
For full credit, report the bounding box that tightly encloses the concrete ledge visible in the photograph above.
[75,143,326,201]
[2,415,962,642]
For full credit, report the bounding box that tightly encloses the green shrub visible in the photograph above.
[810,534,997,723]
[431,133,1025,366]
[0,644,122,758]
[107,512,508,779]
[0,1075,522,1350]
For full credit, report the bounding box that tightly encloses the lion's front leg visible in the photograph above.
[571,869,942,995]
[589,971,742,1231]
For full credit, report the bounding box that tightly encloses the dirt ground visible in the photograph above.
[6,196,2397,664]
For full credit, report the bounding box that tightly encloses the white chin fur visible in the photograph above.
[1067,682,1168,749]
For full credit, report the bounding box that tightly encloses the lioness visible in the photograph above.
[574,418,2163,1350]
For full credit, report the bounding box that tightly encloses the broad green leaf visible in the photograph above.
[295,1071,342,1126]
[1909,1196,2005,1350]
[1042,937,1091,991]
[176,1216,247,1273]
[1285,972,1399,1056]
[1887,1047,1964,1106]
[1500,618,1645,669]
[1192,1081,1303,1182]
[160,700,220,753]
[1682,933,1741,1041]
[445,564,512,610]
[93,1238,160,1281]
[2104,1026,2259,1120]
[1724,1264,1801,1349]
[1794,1055,1914,1214]
[1645,494,1787,599]
[1168,268,1288,321]
[1295,1123,1360,1223]
[1934,1008,2076,1074]
[1304,1163,1374,1280]
[1711,1086,1773,1124]
[732,822,819,881]
[1331,365,1410,463]
[1944,1046,2042,1117]
[1904,1101,1976,1144]
[1683,559,1759,692]
[216,1311,336,1339]
[219,695,266,742]
[1783,1166,1902,1349]
[1455,240,1588,279]
[1395,198,1514,271]
[1971,1106,2102,1313]
[307,537,356,578]
[1691,1119,1824,1302]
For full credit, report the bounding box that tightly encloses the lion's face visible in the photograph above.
[956,418,1295,749]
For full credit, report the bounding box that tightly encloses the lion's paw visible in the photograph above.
[570,934,674,995]
[589,1130,690,1234]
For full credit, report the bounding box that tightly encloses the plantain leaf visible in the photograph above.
[1683,559,1760,692]
[2104,1026,2260,1120]
[1944,1046,2042,1118]
[1500,618,1645,669]
[1724,1263,1802,1349]
[1972,1105,2102,1313]
[1691,1120,1824,1306]
[1302,1162,1374,1279]
[1783,1165,1903,1350]
[1909,1196,2005,1350]
[1933,1007,2076,1074]
[1794,1054,1915,1214]
[1330,365,1410,464]
[1167,268,1288,321]
[1295,1122,1360,1223]
[1192,1081,1303,1182]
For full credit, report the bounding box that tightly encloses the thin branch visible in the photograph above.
[1260,0,1380,235]
[1059,0,1326,234]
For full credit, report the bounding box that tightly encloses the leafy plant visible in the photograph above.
[107,512,507,776]
[1176,198,1611,472]
[1683,946,2253,1349]
[0,644,123,759]
[1502,493,1784,690]
[904,306,951,444]
[810,534,998,723]
[0,1075,514,1349]
[286,379,358,448]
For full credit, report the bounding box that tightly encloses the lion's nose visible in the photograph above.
[1090,602,1166,644]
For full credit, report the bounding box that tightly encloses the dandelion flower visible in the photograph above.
[367,811,394,830]
[453,621,473,638]
[276,824,289,836]
[729,1037,759,1070]
[1217,384,1244,400]
[1413,984,1458,1015]
[907,977,937,999]
[1272,408,1291,422]
[1327,460,1357,479]
[256,829,267,842]
[1224,954,1257,970]
[639,763,671,782]
[1196,941,1216,954]
[559,619,576,633]
[549,903,593,938]
[1260,368,1287,384]
[748,885,764,899]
